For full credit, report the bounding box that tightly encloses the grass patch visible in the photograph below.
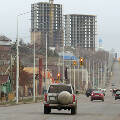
[0,96,44,106]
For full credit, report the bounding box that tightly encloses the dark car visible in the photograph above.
[85,88,94,97]
[115,91,120,100]
[91,91,104,102]
[112,89,120,96]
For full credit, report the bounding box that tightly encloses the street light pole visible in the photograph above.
[101,62,103,88]
[16,11,32,104]
[33,3,37,102]
[93,60,94,88]
[89,59,90,86]
[74,65,76,90]
[82,64,83,87]
[45,33,48,91]
[33,29,36,102]
[16,15,19,104]
[78,59,80,89]
[70,58,72,84]
[63,40,65,83]
[98,62,99,88]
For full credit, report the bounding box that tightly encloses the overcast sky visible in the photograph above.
[0,0,120,50]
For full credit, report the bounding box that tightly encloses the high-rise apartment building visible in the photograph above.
[31,2,63,47]
[64,14,97,51]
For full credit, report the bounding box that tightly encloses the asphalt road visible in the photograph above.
[0,62,120,120]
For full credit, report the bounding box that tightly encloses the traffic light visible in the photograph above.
[80,57,84,66]
[57,73,60,80]
[73,61,77,66]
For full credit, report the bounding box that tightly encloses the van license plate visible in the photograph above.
[95,95,99,96]
[50,97,55,100]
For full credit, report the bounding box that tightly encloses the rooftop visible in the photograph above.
[0,35,11,42]
[32,2,62,6]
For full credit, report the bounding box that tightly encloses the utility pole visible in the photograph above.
[58,57,60,74]
[70,58,72,84]
[33,3,37,102]
[92,60,94,88]
[82,65,83,87]
[74,65,76,90]
[73,61,77,90]
[16,11,31,104]
[16,15,19,104]
[78,60,80,89]
[98,62,99,88]
[33,27,36,102]
[101,62,103,88]
[45,33,48,91]
[78,51,80,89]
[63,40,65,83]
[89,59,90,86]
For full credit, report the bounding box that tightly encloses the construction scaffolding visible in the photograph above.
[64,14,97,51]
[31,2,63,47]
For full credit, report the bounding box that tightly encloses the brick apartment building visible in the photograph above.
[0,35,11,75]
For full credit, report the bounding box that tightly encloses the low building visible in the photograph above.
[0,75,11,96]
[0,35,11,75]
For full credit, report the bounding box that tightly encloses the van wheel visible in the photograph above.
[44,106,50,114]
[71,107,77,115]
[91,98,93,101]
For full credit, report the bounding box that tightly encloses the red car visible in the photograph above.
[91,91,104,102]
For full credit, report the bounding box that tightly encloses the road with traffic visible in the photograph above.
[0,62,120,120]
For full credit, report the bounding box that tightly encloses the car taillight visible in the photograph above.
[91,93,94,96]
[44,94,47,102]
[73,94,75,102]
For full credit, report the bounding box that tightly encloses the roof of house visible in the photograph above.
[0,35,11,42]
[0,75,9,84]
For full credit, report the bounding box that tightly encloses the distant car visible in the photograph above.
[91,91,104,102]
[85,88,94,97]
[101,89,106,96]
[112,88,119,96]
[44,83,77,115]
[111,83,115,86]
[110,88,112,92]
[115,91,120,100]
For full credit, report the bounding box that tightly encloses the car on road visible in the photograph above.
[112,88,119,96]
[91,91,104,102]
[44,83,77,115]
[101,89,106,96]
[115,91,120,100]
[85,88,95,97]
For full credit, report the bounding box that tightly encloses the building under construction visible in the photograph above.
[31,1,63,47]
[64,14,97,51]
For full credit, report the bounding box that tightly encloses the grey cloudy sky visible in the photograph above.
[0,0,120,50]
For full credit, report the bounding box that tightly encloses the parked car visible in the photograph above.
[91,91,104,102]
[44,83,77,114]
[115,91,120,100]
